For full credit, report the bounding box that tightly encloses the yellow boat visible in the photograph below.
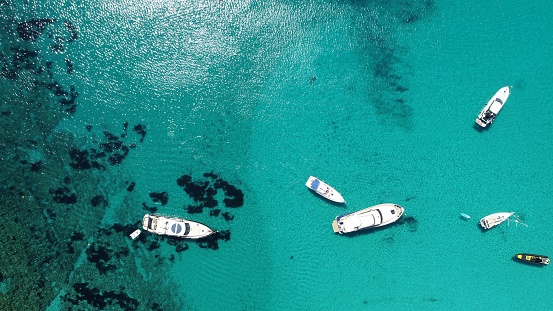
[515,253,550,266]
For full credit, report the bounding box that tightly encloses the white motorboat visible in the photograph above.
[305,176,345,203]
[475,86,510,127]
[479,212,514,230]
[142,214,215,239]
[332,203,404,234]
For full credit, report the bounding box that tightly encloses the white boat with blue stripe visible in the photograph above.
[305,176,345,203]
[142,214,215,239]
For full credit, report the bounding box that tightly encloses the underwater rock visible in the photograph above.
[176,174,192,187]
[71,232,85,241]
[50,187,77,204]
[17,19,56,41]
[43,209,57,220]
[149,192,168,205]
[50,37,65,53]
[85,243,116,274]
[103,131,119,141]
[65,282,139,310]
[141,203,157,213]
[204,196,218,208]
[178,173,244,219]
[183,179,209,202]
[185,204,203,214]
[111,223,137,235]
[196,229,231,250]
[63,21,78,42]
[221,212,234,221]
[175,244,189,253]
[90,195,108,207]
[108,153,124,165]
[69,148,91,170]
[133,124,146,143]
[126,181,136,192]
[64,58,74,74]
[70,123,143,169]
[148,241,160,251]
[30,161,42,172]
[214,179,244,208]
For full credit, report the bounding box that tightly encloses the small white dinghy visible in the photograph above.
[479,212,514,230]
[305,176,345,203]
[475,86,510,127]
[129,229,141,239]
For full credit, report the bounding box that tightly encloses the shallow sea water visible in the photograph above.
[1,0,552,310]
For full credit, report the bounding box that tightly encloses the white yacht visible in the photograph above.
[332,203,404,234]
[305,176,345,203]
[142,214,215,239]
[475,86,510,127]
[479,212,514,230]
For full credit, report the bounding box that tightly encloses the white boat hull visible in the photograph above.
[142,214,215,239]
[332,203,404,234]
[479,212,514,230]
[475,86,510,127]
[306,176,345,203]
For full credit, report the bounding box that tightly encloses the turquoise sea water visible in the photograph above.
[1,0,552,310]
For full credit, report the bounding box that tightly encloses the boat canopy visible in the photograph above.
[342,213,377,232]
[310,179,320,190]
[489,101,502,114]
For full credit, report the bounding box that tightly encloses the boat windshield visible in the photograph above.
[310,179,320,191]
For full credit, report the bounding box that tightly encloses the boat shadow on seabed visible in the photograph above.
[473,123,490,133]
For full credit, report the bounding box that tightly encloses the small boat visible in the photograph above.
[305,176,345,203]
[142,214,215,239]
[515,253,550,266]
[129,229,141,239]
[332,203,404,234]
[479,212,514,230]
[460,213,471,219]
[475,86,510,127]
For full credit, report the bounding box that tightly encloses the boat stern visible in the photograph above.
[331,219,341,233]
[142,214,153,230]
[475,117,488,127]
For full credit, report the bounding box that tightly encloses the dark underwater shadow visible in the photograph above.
[477,223,489,233]
[473,123,490,133]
